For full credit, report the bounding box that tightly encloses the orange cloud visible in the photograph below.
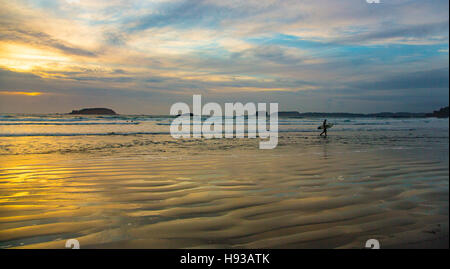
[0,91,43,96]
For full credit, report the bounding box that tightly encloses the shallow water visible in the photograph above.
[0,115,448,248]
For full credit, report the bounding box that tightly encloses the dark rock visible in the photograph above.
[69,108,117,115]
[426,106,449,118]
[177,113,194,117]
[278,111,302,118]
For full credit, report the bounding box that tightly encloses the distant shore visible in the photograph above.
[60,106,449,118]
[278,106,449,118]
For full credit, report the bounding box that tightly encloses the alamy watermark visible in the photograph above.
[365,239,380,249]
[65,239,80,249]
[169,95,279,149]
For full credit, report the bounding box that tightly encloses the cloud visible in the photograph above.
[335,22,449,45]
[127,0,248,32]
[231,45,307,65]
[0,26,96,57]
[0,0,448,113]
[352,68,449,91]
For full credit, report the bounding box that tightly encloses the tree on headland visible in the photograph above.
[426,106,449,118]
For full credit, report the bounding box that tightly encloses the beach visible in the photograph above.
[0,115,448,249]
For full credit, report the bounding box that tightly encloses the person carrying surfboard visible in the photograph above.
[319,119,328,137]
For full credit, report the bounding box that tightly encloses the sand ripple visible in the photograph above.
[0,134,448,248]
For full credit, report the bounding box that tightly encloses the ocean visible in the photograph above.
[0,114,448,248]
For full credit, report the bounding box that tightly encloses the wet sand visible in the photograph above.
[0,133,448,249]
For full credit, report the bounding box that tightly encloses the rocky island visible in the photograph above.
[69,108,117,115]
[278,111,302,118]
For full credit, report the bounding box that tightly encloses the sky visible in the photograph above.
[0,0,448,114]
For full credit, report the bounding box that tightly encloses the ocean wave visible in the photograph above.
[0,115,164,122]
[0,132,169,137]
[0,128,430,137]
[0,122,140,126]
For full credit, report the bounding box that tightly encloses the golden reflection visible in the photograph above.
[0,134,448,249]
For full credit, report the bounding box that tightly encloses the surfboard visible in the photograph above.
[318,123,334,130]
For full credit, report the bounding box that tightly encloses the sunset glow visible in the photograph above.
[0,0,448,114]
[0,91,43,96]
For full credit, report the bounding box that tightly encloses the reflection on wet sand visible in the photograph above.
[0,134,448,248]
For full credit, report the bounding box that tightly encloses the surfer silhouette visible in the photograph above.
[319,119,328,137]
